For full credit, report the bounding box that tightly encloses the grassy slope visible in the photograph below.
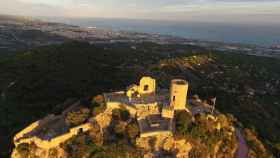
[0,42,279,157]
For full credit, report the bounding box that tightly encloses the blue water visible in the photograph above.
[42,17,280,46]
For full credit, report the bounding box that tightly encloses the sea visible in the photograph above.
[41,17,280,47]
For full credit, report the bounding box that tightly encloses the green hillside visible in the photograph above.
[0,42,279,157]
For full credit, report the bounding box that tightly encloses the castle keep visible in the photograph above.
[170,79,188,110]
[104,76,189,137]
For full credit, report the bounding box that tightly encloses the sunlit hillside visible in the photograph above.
[0,42,279,157]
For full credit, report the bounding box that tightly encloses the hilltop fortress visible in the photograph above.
[13,76,234,158]
[13,76,190,148]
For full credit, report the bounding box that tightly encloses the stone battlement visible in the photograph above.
[14,123,93,149]
[13,101,94,150]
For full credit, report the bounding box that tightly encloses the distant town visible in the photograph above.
[0,15,280,59]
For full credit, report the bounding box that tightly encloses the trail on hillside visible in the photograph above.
[236,129,249,158]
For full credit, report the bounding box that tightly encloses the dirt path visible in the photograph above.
[236,129,249,158]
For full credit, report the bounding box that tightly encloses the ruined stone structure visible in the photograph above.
[170,79,188,110]
[12,76,247,158]
[14,123,93,149]
[12,76,190,157]
[126,76,156,99]
[12,101,107,157]
[139,76,156,95]
[105,76,190,138]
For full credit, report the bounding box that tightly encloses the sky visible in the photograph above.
[0,0,280,23]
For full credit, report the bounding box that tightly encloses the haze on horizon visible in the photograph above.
[1,0,280,25]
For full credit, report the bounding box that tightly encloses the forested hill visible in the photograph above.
[0,42,280,157]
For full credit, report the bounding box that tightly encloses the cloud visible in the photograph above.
[0,0,279,23]
[160,1,280,14]
[0,0,64,16]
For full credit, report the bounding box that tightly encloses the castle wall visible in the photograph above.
[106,102,122,110]
[135,102,159,119]
[106,101,137,117]
[140,131,173,138]
[126,84,138,98]
[14,121,39,142]
[161,106,174,118]
[14,102,81,143]
[14,123,93,149]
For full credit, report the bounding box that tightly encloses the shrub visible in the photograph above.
[189,124,207,140]
[148,137,157,151]
[16,143,38,158]
[175,111,192,135]
[48,148,58,158]
[114,121,127,137]
[112,109,130,121]
[92,105,106,116]
[189,148,206,158]
[275,143,280,151]
[217,114,230,129]
[93,95,104,104]
[16,143,30,158]
[120,109,130,121]
[88,121,103,146]
[63,134,103,158]
[92,95,105,107]
[126,121,139,143]
[65,107,90,126]
[101,141,142,158]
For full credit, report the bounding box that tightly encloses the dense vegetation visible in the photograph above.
[175,110,238,157]
[1,41,280,157]
[61,101,141,158]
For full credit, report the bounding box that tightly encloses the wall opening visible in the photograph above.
[78,128,83,134]
[173,96,176,102]
[144,85,149,91]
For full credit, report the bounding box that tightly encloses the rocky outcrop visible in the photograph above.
[136,135,192,158]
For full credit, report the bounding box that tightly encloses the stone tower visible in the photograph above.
[139,76,156,95]
[170,79,188,110]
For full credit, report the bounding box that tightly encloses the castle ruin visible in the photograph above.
[105,76,190,137]
[12,76,191,154]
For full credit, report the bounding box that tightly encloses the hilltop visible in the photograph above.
[11,76,274,158]
[0,42,279,157]
[10,77,245,158]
